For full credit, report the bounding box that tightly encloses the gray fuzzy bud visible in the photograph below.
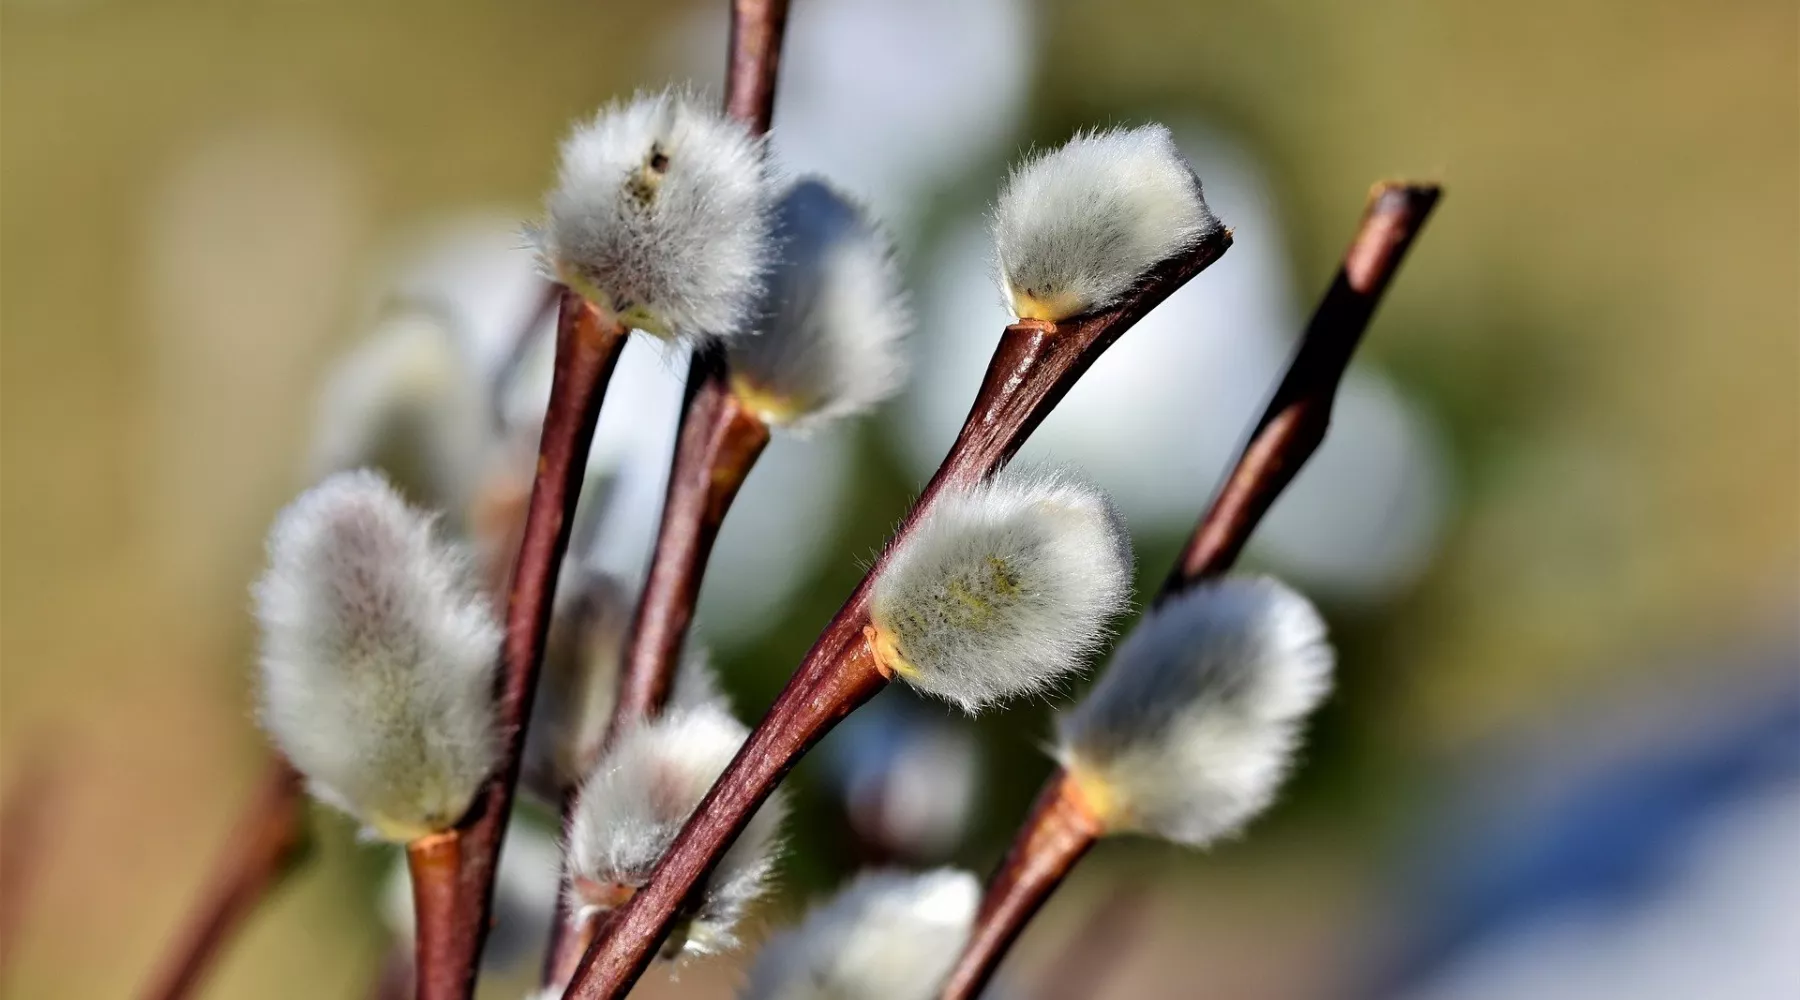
[728,179,912,432]
[1057,576,1334,846]
[869,467,1134,713]
[538,89,775,341]
[253,470,501,842]
[993,124,1221,321]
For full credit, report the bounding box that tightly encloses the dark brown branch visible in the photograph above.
[563,231,1234,999]
[406,831,462,1000]
[1166,181,1441,594]
[939,773,1103,1000]
[942,181,1441,1000]
[543,8,794,988]
[613,344,770,730]
[724,0,793,134]
[137,760,309,1000]
[0,747,63,974]
[438,289,628,1000]
[540,346,770,988]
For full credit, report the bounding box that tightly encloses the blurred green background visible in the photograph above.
[2,0,1795,998]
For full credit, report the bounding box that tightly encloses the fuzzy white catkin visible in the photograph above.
[307,309,489,520]
[738,868,979,1000]
[727,178,911,432]
[868,467,1134,713]
[538,89,774,341]
[254,470,501,842]
[565,701,786,957]
[1056,576,1334,846]
[992,124,1221,322]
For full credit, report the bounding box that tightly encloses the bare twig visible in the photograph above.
[938,181,1441,1000]
[137,760,309,1000]
[1165,182,1443,593]
[540,347,769,986]
[612,343,770,730]
[406,831,463,1000]
[0,747,62,974]
[440,290,629,1000]
[563,231,1233,999]
[724,0,793,135]
[541,5,790,989]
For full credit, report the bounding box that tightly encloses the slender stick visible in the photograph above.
[137,760,309,1000]
[542,4,793,990]
[724,0,793,134]
[613,344,770,729]
[540,346,770,986]
[406,831,463,1000]
[1165,181,1442,594]
[939,773,1103,1000]
[0,748,61,974]
[939,181,1441,1000]
[439,289,628,1000]
[563,232,1233,999]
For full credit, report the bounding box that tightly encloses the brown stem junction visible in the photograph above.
[563,231,1232,999]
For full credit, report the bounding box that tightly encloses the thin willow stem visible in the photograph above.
[137,761,309,1000]
[940,181,1441,1000]
[563,230,1233,999]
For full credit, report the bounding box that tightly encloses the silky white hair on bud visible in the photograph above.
[254,470,501,843]
[727,179,912,432]
[565,701,786,957]
[739,868,979,1000]
[992,124,1221,322]
[307,308,489,519]
[537,88,774,341]
[868,467,1134,713]
[1056,576,1334,846]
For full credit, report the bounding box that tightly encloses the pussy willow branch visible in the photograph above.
[541,5,791,990]
[725,0,793,134]
[563,233,1233,999]
[435,291,628,1000]
[937,181,1442,1000]
[137,760,309,1000]
[406,832,463,1000]
[0,747,62,974]
[1166,182,1444,593]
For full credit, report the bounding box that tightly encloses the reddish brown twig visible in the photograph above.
[938,181,1441,1000]
[724,0,793,135]
[940,773,1104,1000]
[613,344,770,730]
[406,831,462,1000]
[540,346,770,985]
[563,229,1233,999]
[1165,181,1442,593]
[541,6,791,989]
[435,290,628,1000]
[0,747,63,974]
[137,760,310,1000]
